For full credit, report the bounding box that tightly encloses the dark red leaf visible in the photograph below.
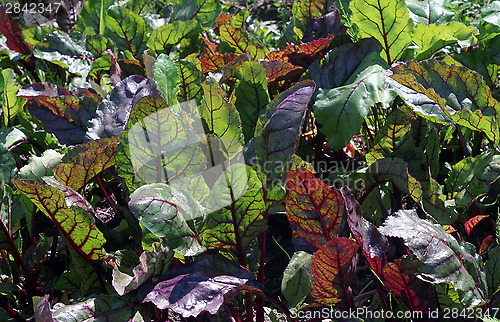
[0,6,31,54]
[465,215,489,235]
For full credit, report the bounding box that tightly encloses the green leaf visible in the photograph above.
[481,1,500,27]
[285,168,345,251]
[116,95,206,193]
[406,0,453,25]
[200,78,243,157]
[75,0,114,34]
[13,180,106,261]
[281,251,312,309]
[105,6,150,58]
[176,59,204,104]
[219,25,269,60]
[445,150,500,208]
[313,55,395,150]
[389,59,500,146]
[128,183,205,256]
[51,295,139,321]
[255,80,315,181]
[147,20,202,53]
[201,164,266,256]
[485,246,500,297]
[53,137,120,191]
[350,0,413,65]
[412,22,478,60]
[310,237,359,306]
[379,210,488,308]
[154,54,180,106]
[1,69,26,127]
[233,61,269,142]
[0,143,16,185]
[171,0,221,27]
[19,149,64,183]
[291,0,334,35]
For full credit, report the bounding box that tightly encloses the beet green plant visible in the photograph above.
[1,0,500,321]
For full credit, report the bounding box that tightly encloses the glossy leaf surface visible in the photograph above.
[170,0,221,27]
[1,69,26,126]
[147,20,202,53]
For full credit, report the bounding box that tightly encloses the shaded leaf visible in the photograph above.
[0,143,16,185]
[285,168,345,251]
[259,60,302,83]
[19,149,64,183]
[87,75,161,140]
[0,6,31,54]
[341,186,387,276]
[13,180,105,261]
[485,246,500,297]
[129,183,205,256]
[310,237,359,306]
[281,251,312,308]
[465,215,489,236]
[170,0,221,27]
[291,0,333,35]
[389,59,500,146]
[266,36,333,68]
[143,254,260,317]
[52,295,139,321]
[378,210,488,308]
[351,0,413,65]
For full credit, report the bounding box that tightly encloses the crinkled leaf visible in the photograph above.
[87,75,161,140]
[233,61,269,142]
[202,164,266,255]
[314,55,395,150]
[307,38,382,90]
[281,251,312,308]
[485,246,500,297]
[310,237,359,306]
[412,22,478,60]
[116,95,206,193]
[154,54,180,106]
[445,150,500,208]
[406,0,453,25]
[259,60,301,83]
[382,258,429,311]
[129,183,205,256]
[53,137,120,191]
[17,82,71,98]
[19,149,64,183]
[0,144,16,184]
[285,168,345,251]
[147,20,202,53]
[341,186,387,275]
[177,59,203,103]
[52,295,138,321]
[143,254,260,317]
[200,78,243,156]
[389,59,500,146]
[219,25,269,60]
[104,6,150,58]
[378,210,488,308]
[255,80,314,181]
[13,180,105,261]
[0,6,31,54]
[43,176,94,215]
[1,69,26,126]
[351,0,413,65]
[170,0,221,27]
[266,36,333,68]
[112,241,173,295]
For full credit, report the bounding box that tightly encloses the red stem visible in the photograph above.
[95,174,119,215]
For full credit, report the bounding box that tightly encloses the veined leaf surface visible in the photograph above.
[147,20,202,53]
[351,0,413,65]
[1,69,26,127]
[379,210,488,308]
[219,25,269,60]
[285,168,345,251]
[406,0,453,25]
[281,251,312,308]
[170,0,221,27]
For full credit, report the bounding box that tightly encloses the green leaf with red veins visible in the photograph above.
[53,137,120,191]
[176,60,203,104]
[1,69,26,127]
[200,78,244,157]
[285,168,345,251]
[256,80,315,182]
[12,180,105,261]
[341,186,387,276]
[445,150,500,208]
[382,258,429,311]
[112,241,173,295]
[147,20,202,53]
[351,0,413,65]
[406,0,453,25]
[389,59,500,146]
[310,237,359,306]
[171,0,221,27]
[219,25,269,60]
[74,0,114,34]
[233,61,269,142]
[378,210,488,308]
[201,164,266,257]
[104,6,150,58]
[128,183,205,256]
[485,246,500,297]
[291,0,331,35]
[42,176,94,216]
[412,22,477,60]
[281,251,313,309]
[116,95,206,193]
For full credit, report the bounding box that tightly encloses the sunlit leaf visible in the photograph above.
[219,25,269,60]
[52,295,138,321]
[170,0,221,27]
[1,69,26,127]
[19,149,64,183]
[465,215,489,236]
[406,0,453,25]
[147,20,202,53]
[176,59,203,103]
